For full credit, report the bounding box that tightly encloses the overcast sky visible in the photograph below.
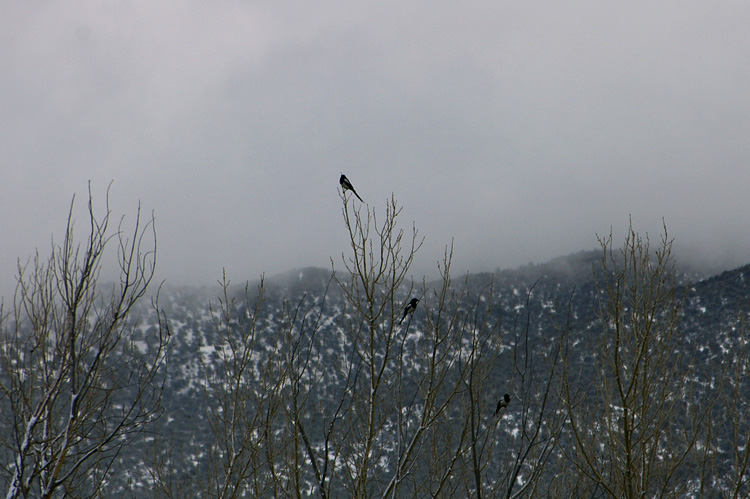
[2,1,749,295]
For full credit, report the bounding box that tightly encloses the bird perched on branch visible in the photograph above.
[399,298,419,325]
[339,174,363,202]
[494,393,511,417]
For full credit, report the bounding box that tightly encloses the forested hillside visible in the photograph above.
[3,194,749,498]
[119,247,750,496]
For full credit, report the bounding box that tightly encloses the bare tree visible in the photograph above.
[0,185,169,498]
[485,281,566,499]
[324,194,425,496]
[560,223,710,498]
[150,192,565,498]
[308,194,563,497]
[148,268,337,498]
[698,308,750,498]
[196,274,284,498]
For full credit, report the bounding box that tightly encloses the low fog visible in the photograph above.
[2,2,750,297]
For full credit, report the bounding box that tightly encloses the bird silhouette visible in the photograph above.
[339,174,363,202]
[494,393,511,416]
[399,298,419,325]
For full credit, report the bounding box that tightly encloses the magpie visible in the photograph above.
[494,393,511,417]
[399,298,419,325]
[339,174,364,202]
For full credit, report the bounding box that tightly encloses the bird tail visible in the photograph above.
[353,190,364,202]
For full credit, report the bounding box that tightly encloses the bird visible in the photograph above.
[339,174,363,202]
[399,298,419,325]
[494,393,511,417]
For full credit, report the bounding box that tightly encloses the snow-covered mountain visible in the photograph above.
[106,251,750,496]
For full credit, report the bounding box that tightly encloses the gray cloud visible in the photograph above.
[2,1,750,295]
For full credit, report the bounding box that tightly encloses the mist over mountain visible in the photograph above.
[238,247,714,302]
